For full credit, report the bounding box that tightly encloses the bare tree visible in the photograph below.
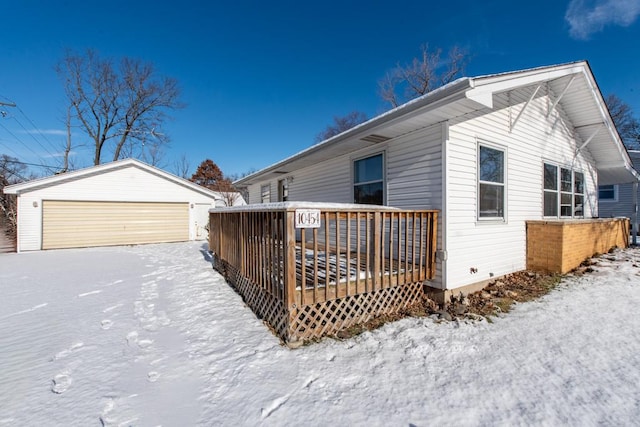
[378,44,468,108]
[140,139,166,168]
[226,167,258,182]
[173,153,191,179]
[606,94,640,150]
[216,179,243,206]
[56,49,183,166]
[0,155,31,233]
[315,111,368,143]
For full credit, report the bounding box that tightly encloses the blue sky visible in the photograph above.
[1,0,639,178]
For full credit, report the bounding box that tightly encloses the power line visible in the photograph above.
[2,158,64,170]
[0,96,63,169]
[0,122,46,162]
[7,115,60,160]
[15,105,64,155]
[0,139,24,159]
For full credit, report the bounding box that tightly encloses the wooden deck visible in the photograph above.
[210,203,438,343]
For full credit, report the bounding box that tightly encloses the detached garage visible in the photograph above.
[4,158,243,252]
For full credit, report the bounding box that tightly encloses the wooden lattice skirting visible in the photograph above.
[213,255,425,344]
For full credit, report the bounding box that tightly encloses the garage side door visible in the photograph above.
[42,200,189,250]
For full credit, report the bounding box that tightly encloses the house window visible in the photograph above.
[543,162,584,218]
[354,153,384,205]
[560,167,573,217]
[598,185,617,202]
[574,172,584,217]
[543,163,558,217]
[478,144,505,219]
[261,184,271,203]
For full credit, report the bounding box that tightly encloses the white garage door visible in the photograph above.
[42,200,189,250]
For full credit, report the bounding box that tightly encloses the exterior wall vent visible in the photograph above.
[361,134,391,144]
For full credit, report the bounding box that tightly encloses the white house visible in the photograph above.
[234,61,638,294]
[4,158,245,252]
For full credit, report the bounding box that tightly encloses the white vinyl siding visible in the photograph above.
[445,85,598,290]
[262,124,444,209]
[247,124,446,287]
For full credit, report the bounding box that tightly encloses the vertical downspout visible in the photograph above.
[440,121,449,290]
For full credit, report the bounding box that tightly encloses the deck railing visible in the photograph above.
[209,202,438,343]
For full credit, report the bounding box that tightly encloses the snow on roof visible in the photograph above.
[3,158,226,199]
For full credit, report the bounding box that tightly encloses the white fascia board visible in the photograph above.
[464,88,494,108]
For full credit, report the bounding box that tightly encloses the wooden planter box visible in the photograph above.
[526,218,629,273]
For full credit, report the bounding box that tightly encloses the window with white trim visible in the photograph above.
[353,153,384,205]
[543,163,558,217]
[261,184,271,203]
[543,162,584,218]
[560,167,573,217]
[478,144,505,219]
[574,172,584,217]
[598,185,617,202]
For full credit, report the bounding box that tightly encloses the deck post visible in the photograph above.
[284,210,297,309]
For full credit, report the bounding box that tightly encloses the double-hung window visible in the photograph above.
[353,153,384,205]
[560,167,573,217]
[478,144,505,219]
[543,164,559,217]
[574,172,584,216]
[543,162,584,218]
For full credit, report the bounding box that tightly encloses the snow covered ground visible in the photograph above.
[1,241,640,426]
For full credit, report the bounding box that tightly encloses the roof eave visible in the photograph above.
[234,77,474,186]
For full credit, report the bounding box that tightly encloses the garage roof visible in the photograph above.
[4,158,223,199]
[236,61,638,187]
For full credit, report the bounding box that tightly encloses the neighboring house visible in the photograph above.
[4,158,246,252]
[235,61,638,295]
[598,150,640,228]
